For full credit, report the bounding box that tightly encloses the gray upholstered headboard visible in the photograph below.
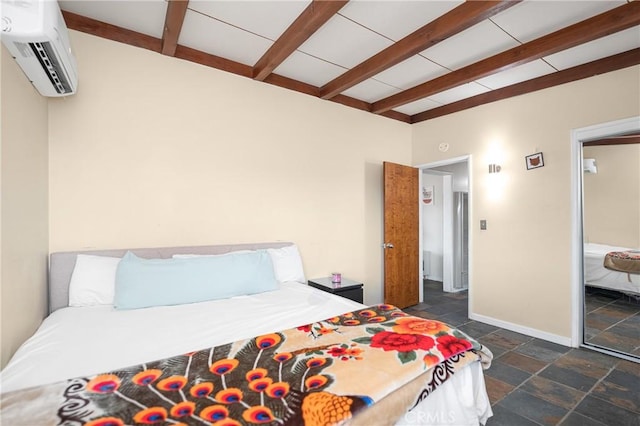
[48,242,293,314]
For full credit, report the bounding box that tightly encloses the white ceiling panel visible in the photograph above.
[59,0,167,39]
[373,55,449,90]
[57,0,637,122]
[297,14,393,69]
[421,20,520,70]
[544,26,640,70]
[179,9,272,66]
[476,60,556,90]
[274,51,346,87]
[342,78,401,103]
[393,97,442,116]
[187,1,310,41]
[428,82,490,105]
[491,0,625,44]
[339,0,463,41]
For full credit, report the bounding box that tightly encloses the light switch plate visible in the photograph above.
[480,220,487,230]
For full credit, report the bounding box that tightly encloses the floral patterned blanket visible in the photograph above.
[0,304,492,426]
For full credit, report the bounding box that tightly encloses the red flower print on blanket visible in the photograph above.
[436,335,473,358]
[370,331,435,352]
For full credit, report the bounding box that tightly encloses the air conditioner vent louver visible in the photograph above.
[30,41,73,94]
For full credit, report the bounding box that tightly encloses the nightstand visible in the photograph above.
[308,277,364,304]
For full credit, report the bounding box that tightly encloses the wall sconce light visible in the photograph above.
[488,164,502,173]
[583,158,597,174]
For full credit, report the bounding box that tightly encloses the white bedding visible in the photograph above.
[0,282,491,425]
[584,243,640,295]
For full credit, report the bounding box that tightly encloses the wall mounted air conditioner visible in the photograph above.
[1,0,78,97]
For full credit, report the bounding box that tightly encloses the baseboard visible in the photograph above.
[469,312,573,347]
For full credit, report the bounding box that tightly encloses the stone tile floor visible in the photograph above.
[584,286,640,357]
[404,280,640,426]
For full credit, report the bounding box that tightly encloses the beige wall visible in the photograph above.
[0,46,49,368]
[583,144,640,248]
[48,31,412,306]
[413,65,640,340]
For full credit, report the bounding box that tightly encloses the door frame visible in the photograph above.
[417,155,472,306]
[570,116,640,356]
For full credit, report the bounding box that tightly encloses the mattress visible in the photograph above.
[0,282,492,425]
[584,243,640,295]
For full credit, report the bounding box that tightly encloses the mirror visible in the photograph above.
[582,134,640,359]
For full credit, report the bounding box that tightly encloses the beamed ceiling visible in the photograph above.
[59,0,640,124]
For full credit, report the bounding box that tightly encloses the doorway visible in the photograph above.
[419,156,471,299]
[571,116,640,362]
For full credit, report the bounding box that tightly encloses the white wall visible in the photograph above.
[421,162,469,283]
[422,173,444,281]
[0,46,49,368]
[432,161,469,192]
[48,31,412,307]
[413,65,640,341]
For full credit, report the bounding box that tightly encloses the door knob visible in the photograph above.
[382,243,395,249]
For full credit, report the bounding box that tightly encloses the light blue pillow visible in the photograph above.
[114,250,278,310]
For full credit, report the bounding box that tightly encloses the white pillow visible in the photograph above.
[267,245,306,284]
[68,254,121,306]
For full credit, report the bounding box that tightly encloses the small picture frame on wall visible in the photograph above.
[525,152,544,170]
[422,185,434,205]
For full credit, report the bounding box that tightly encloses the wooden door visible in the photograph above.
[383,161,419,308]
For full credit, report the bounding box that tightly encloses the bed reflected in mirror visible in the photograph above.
[582,139,640,360]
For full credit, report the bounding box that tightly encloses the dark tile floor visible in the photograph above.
[405,280,640,426]
[584,286,640,357]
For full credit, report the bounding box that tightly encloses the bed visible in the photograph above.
[584,243,640,296]
[0,242,493,425]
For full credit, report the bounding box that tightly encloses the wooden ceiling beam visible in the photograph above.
[61,9,410,124]
[161,0,189,56]
[373,1,640,114]
[62,10,162,53]
[252,0,348,81]
[583,134,640,146]
[320,0,519,100]
[261,74,412,123]
[411,48,640,123]
[60,6,637,125]
[175,45,253,78]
